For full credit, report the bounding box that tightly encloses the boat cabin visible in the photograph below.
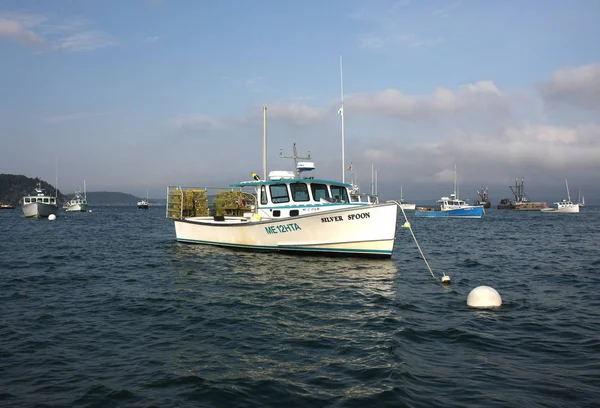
[23,186,57,205]
[437,193,469,210]
[231,170,363,220]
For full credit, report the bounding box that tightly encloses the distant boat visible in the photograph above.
[64,181,88,212]
[137,190,149,209]
[397,185,416,210]
[415,165,484,218]
[497,177,547,210]
[577,188,585,208]
[475,186,491,208]
[0,203,16,209]
[21,183,59,218]
[541,179,579,213]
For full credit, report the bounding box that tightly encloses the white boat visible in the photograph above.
[64,181,88,212]
[166,144,399,258]
[21,183,59,218]
[137,190,149,209]
[415,165,484,218]
[397,185,415,210]
[577,188,585,208]
[541,179,579,213]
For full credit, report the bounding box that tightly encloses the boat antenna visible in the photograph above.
[263,105,267,180]
[279,143,311,177]
[339,54,345,183]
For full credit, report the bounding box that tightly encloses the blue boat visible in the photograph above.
[415,193,484,218]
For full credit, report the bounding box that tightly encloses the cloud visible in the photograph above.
[346,80,508,119]
[538,63,600,111]
[0,11,115,52]
[0,17,45,48]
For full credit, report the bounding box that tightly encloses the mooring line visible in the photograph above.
[391,200,450,285]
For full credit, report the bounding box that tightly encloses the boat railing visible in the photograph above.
[166,186,257,220]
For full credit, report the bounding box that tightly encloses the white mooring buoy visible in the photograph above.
[467,286,502,308]
[48,214,57,221]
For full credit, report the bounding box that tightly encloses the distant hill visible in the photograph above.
[0,173,65,205]
[0,174,161,206]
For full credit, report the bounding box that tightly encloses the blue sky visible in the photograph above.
[1,0,599,203]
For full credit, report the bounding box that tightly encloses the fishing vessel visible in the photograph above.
[166,149,399,257]
[475,186,491,208]
[64,181,88,212]
[541,179,579,213]
[415,165,484,218]
[0,203,16,209]
[166,103,399,257]
[137,191,149,209]
[577,188,585,208]
[498,177,547,210]
[397,185,416,210]
[21,183,59,218]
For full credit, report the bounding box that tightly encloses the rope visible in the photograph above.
[391,200,448,282]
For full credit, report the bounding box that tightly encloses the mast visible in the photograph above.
[263,105,267,180]
[84,180,87,200]
[371,164,374,195]
[280,143,311,177]
[565,179,571,202]
[453,163,457,197]
[339,55,345,183]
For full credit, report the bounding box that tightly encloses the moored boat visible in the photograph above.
[137,190,149,209]
[415,193,484,218]
[0,203,16,209]
[475,186,491,208]
[541,179,579,213]
[64,181,88,212]
[509,177,547,211]
[415,165,484,218]
[166,146,399,258]
[21,183,59,218]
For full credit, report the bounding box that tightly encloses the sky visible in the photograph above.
[1,0,599,203]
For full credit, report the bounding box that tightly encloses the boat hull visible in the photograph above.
[541,205,579,213]
[173,203,398,258]
[65,203,87,212]
[415,206,484,218]
[399,203,416,210]
[21,203,58,218]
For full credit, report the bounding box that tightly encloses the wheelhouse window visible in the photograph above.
[260,185,268,205]
[310,183,330,201]
[24,197,30,203]
[43,198,49,203]
[269,184,290,204]
[330,185,349,203]
[290,182,310,202]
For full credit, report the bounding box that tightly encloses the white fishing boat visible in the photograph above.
[397,185,415,210]
[64,181,88,212]
[137,190,149,209]
[577,188,585,208]
[166,165,398,257]
[21,183,59,218]
[166,109,399,258]
[541,179,579,213]
[415,165,484,218]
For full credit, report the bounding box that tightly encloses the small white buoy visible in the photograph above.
[441,275,451,285]
[48,214,57,221]
[467,286,502,308]
[88,210,92,213]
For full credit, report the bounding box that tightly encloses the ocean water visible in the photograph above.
[1,206,599,407]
